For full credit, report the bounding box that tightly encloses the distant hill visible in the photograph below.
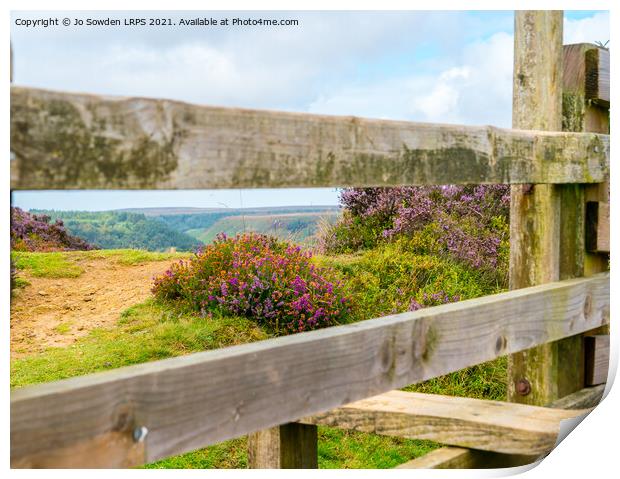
[31,210,202,252]
[29,205,342,251]
[187,211,340,245]
[148,206,340,238]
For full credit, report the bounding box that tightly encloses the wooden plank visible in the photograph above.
[395,447,536,469]
[585,48,610,106]
[547,384,605,410]
[9,86,609,190]
[247,423,318,469]
[300,390,586,455]
[586,202,610,253]
[563,44,609,134]
[585,335,609,386]
[397,385,605,469]
[564,44,609,117]
[11,273,609,468]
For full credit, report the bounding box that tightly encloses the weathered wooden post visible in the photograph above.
[508,10,577,405]
[508,12,609,405]
[247,423,318,468]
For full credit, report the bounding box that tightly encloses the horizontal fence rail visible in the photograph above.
[10,86,609,190]
[395,384,606,469]
[11,273,609,468]
[300,390,585,455]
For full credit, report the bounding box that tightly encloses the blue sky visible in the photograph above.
[11,10,609,211]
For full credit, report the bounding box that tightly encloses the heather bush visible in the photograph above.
[317,185,510,284]
[152,233,351,334]
[11,207,95,252]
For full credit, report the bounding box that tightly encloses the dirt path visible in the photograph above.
[10,258,177,358]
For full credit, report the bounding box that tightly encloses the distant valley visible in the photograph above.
[32,205,341,251]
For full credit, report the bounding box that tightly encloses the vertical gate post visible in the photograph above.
[507,10,583,404]
[247,423,318,469]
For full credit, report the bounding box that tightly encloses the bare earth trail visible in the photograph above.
[10,258,177,358]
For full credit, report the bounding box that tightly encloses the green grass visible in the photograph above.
[10,299,269,388]
[12,276,31,289]
[404,357,507,400]
[145,438,248,469]
[317,427,437,468]
[12,251,84,278]
[145,428,438,469]
[315,241,506,324]
[53,322,73,335]
[11,249,191,279]
[67,249,192,266]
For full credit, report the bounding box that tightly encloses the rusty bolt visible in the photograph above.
[516,379,531,396]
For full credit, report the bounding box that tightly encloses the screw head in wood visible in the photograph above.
[516,379,531,396]
[133,426,149,443]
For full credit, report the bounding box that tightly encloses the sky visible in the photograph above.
[10,10,609,211]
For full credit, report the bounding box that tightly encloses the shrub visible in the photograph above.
[316,236,503,322]
[317,185,510,284]
[10,207,95,252]
[152,233,351,334]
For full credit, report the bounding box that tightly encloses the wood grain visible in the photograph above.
[300,390,585,455]
[586,202,610,253]
[547,384,605,410]
[585,335,609,386]
[10,86,609,190]
[509,11,567,406]
[562,42,609,275]
[11,273,608,468]
[396,385,605,469]
[395,447,536,469]
[585,48,610,106]
[11,431,145,469]
[247,423,317,469]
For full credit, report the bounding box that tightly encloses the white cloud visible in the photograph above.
[309,11,609,128]
[11,11,513,112]
[308,31,514,127]
[564,12,609,45]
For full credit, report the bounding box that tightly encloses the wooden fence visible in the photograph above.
[10,11,610,469]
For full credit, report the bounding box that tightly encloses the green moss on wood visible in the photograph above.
[10,96,179,188]
[562,92,585,132]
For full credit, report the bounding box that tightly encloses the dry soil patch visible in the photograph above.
[10,258,176,358]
